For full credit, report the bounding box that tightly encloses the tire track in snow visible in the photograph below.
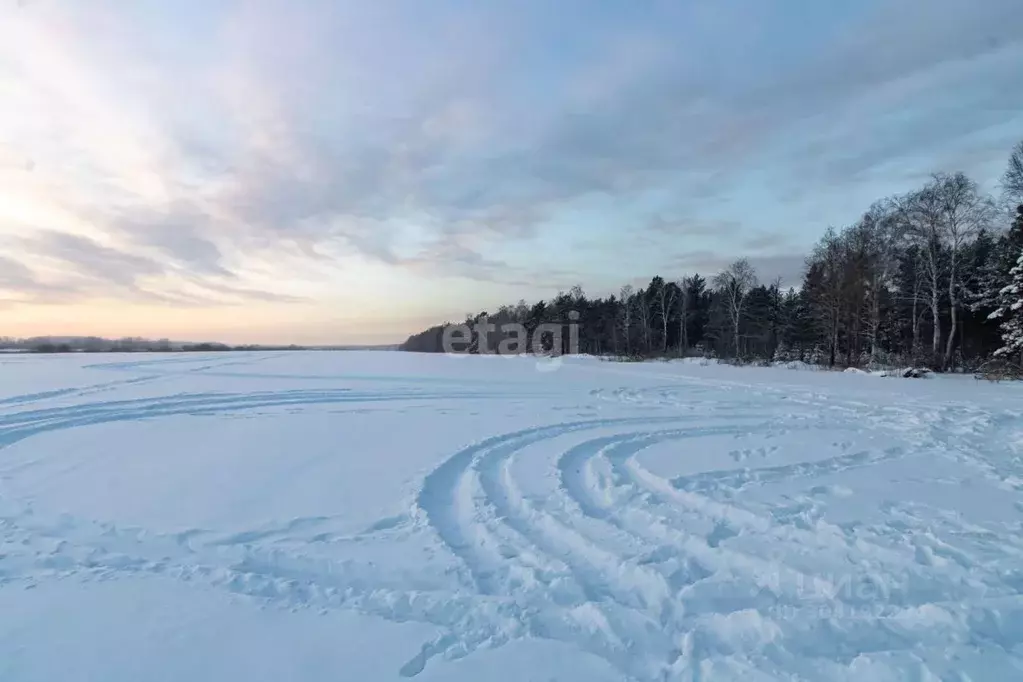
[0,354,280,409]
[0,375,165,408]
[415,416,703,679]
[671,444,909,494]
[473,427,686,673]
[0,388,534,453]
[0,498,670,682]
[85,352,543,387]
[557,425,1007,620]
[0,395,700,682]
[554,427,857,622]
[411,409,946,677]
[415,414,841,677]
[6,362,1023,680]
[415,418,676,596]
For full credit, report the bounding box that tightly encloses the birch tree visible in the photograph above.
[713,258,757,359]
[656,279,678,353]
[856,199,904,363]
[676,277,691,355]
[903,183,946,366]
[932,173,994,368]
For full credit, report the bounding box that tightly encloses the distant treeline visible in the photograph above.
[2,337,309,354]
[402,140,1023,373]
[0,336,397,354]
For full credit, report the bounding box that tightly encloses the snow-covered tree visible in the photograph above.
[989,249,1023,360]
[973,206,1023,317]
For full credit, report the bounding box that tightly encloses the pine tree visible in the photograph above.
[680,275,709,351]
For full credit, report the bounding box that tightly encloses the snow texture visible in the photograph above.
[2,351,1023,681]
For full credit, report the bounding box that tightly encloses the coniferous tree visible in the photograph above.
[399,140,1023,377]
[990,249,1023,361]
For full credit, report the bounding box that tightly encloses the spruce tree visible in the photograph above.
[989,211,1023,363]
[990,248,1023,360]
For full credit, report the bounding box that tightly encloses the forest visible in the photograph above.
[402,141,1023,373]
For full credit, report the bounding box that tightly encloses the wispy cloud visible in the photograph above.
[0,0,1020,341]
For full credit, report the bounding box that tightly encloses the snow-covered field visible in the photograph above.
[2,352,1023,681]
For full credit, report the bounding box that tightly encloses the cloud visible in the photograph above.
[0,254,82,303]
[742,232,795,252]
[28,232,162,286]
[0,0,1020,325]
[110,206,232,278]
[647,216,743,239]
[0,255,43,291]
[6,230,303,307]
[666,250,806,289]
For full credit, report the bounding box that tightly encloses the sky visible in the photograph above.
[1,0,1022,345]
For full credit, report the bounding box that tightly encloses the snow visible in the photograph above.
[2,351,1023,681]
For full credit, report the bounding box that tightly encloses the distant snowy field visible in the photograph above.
[2,352,1023,681]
